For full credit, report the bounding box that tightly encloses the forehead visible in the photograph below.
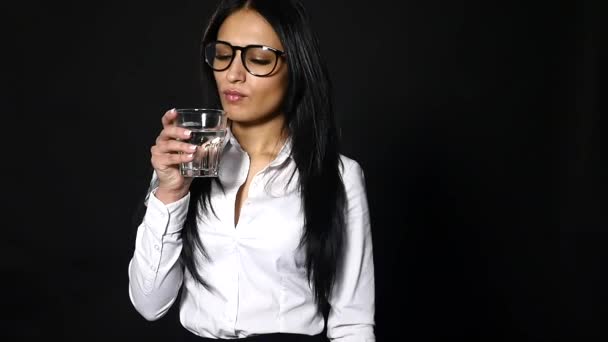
[217,9,284,50]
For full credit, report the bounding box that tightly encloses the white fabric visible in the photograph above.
[128,129,375,341]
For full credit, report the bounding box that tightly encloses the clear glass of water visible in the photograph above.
[176,108,228,177]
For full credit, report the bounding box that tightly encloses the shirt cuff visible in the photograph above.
[143,188,190,236]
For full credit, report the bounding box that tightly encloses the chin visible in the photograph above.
[225,111,252,124]
[229,111,281,126]
[224,108,247,121]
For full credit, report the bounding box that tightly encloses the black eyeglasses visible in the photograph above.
[204,40,286,77]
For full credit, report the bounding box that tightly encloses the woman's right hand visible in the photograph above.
[150,108,197,203]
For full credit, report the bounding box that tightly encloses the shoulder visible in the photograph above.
[338,155,369,214]
[339,154,364,174]
[339,154,366,188]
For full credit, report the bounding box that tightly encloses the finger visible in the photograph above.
[155,139,198,154]
[157,126,193,143]
[161,108,178,128]
[151,147,194,167]
[164,152,195,166]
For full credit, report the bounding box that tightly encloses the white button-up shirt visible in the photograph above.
[128,129,375,341]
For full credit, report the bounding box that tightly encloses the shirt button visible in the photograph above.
[150,265,156,271]
[154,245,160,251]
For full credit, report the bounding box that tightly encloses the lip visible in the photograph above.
[222,89,247,103]
[223,89,246,96]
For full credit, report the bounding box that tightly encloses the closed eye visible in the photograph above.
[248,58,272,66]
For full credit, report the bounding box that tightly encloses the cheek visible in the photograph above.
[213,72,223,89]
[254,79,287,107]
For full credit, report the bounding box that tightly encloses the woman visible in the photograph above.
[128,0,375,341]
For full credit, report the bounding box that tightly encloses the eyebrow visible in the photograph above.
[216,38,283,50]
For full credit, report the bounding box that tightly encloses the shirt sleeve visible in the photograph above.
[327,160,376,341]
[128,182,190,321]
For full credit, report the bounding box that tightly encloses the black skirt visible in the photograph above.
[184,332,328,342]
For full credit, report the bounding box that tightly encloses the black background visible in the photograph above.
[6,0,605,341]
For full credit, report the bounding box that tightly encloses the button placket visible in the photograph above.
[225,249,240,326]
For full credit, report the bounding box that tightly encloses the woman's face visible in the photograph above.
[214,9,288,125]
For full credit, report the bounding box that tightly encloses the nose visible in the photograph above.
[226,51,246,83]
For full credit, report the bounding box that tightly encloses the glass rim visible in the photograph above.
[175,108,225,114]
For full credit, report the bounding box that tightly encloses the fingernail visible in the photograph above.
[187,154,193,158]
[189,145,197,150]
[184,130,191,136]
[170,108,176,113]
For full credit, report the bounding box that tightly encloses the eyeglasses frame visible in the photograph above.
[204,40,287,77]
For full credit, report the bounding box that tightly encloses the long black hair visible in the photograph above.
[142,0,346,316]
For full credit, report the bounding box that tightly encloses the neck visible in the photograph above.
[230,114,288,159]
